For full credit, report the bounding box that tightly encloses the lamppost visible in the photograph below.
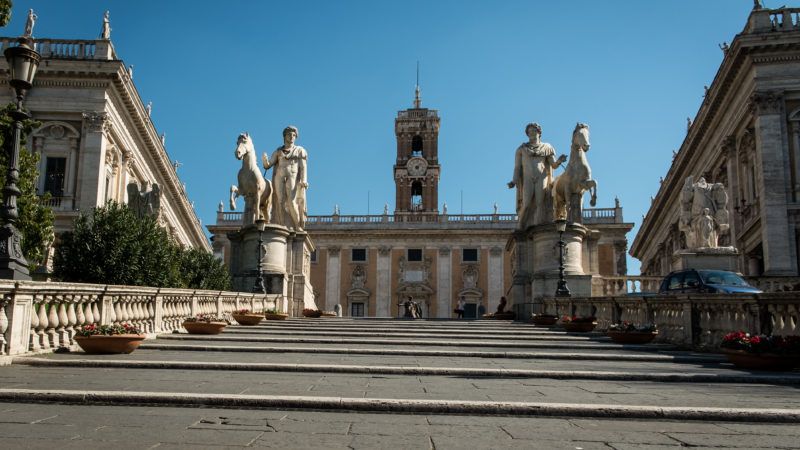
[252,219,267,294]
[554,219,571,297]
[0,37,40,280]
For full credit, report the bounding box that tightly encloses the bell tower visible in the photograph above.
[393,80,440,213]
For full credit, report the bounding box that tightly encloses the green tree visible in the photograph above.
[0,104,54,271]
[0,0,12,27]
[179,248,231,291]
[53,202,181,287]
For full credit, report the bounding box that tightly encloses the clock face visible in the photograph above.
[407,157,428,177]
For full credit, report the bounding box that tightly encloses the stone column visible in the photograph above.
[751,91,796,275]
[78,112,110,210]
[488,246,504,312]
[723,136,739,245]
[376,246,392,317]
[325,246,341,311]
[436,247,451,318]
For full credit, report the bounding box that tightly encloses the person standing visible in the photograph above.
[455,297,465,319]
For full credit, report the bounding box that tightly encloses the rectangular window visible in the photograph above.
[407,248,422,262]
[44,157,66,197]
[310,250,317,263]
[351,248,366,262]
[462,248,478,262]
[351,302,365,317]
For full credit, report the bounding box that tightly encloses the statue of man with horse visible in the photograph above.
[508,122,567,227]
[552,123,597,223]
[230,132,272,226]
[262,126,308,230]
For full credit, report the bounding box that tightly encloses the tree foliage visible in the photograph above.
[0,0,12,27]
[0,104,54,271]
[54,202,230,290]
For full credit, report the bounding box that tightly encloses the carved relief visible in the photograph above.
[462,264,478,289]
[82,112,109,133]
[351,264,366,289]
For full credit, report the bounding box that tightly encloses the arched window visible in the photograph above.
[411,135,423,157]
[411,181,423,211]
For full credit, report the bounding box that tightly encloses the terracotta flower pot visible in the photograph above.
[232,313,264,326]
[607,330,657,344]
[492,311,516,320]
[562,321,597,332]
[182,321,227,335]
[303,310,322,318]
[74,334,145,354]
[530,315,559,326]
[264,313,289,320]
[321,312,337,317]
[722,349,799,371]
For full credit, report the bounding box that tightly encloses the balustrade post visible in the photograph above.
[4,284,33,355]
[190,292,199,317]
[216,291,223,317]
[100,291,113,326]
[153,290,163,333]
[682,300,694,347]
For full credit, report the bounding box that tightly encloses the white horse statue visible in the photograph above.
[230,133,272,225]
[553,123,597,223]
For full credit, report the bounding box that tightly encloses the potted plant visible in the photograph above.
[74,323,145,354]
[182,314,228,334]
[302,308,322,318]
[231,309,264,326]
[264,308,289,320]
[561,315,597,332]
[720,331,800,371]
[607,321,658,344]
[529,314,559,326]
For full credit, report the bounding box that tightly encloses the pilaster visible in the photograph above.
[376,246,392,317]
[325,247,341,311]
[436,247,451,318]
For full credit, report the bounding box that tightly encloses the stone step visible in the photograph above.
[228,325,570,336]
[220,328,601,341]
[16,357,796,383]
[0,388,797,422]
[138,343,716,363]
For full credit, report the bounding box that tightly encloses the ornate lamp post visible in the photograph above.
[252,219,267,294]
[0,37,40,280]
[554,219,571,297]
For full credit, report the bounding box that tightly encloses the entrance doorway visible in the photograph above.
[463,303,477,319]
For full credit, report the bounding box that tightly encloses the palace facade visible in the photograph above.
[0,32,209,252]
[209,91,633,317]
[632,6,800,277]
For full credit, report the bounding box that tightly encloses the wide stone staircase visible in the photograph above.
[1,318,799,449]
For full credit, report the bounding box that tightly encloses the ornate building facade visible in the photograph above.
[209,91,633,317]
[632,6,800,277]
[0,33,209,251]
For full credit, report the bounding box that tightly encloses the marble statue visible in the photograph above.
[100,11,111,39]
[127,182,161,219]
[263,126,308,230]
[24,9,37,37]
[553,123,597,223]
[146,101,152,117]
[230,133,272,225]
[679,176,730,249]
[383,203,389,215]
[508,123,566,227]
[442,202,447,215]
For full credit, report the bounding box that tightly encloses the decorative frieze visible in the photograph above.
[750,91,784,115]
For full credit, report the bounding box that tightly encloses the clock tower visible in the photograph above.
[394,84,440,213]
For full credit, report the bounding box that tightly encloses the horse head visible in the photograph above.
[234,132,253,160]
[572,123,590,151]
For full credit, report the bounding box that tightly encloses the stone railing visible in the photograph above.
[595,276,662,296]
[748,7,800,33]
[0,37,117,61]
[513,293,799,349]
[746,276,800,293]
[0,280,278,356]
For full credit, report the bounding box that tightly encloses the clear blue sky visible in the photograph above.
[5,1,763,274]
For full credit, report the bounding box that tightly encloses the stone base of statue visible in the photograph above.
[672,247,740,272]
[508,222,592,306]
[227,224,318,317]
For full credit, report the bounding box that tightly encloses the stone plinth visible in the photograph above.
[509,222,591,307]
[227,224,318,316]
[672,247,740,272]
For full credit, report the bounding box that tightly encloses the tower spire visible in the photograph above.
[414,61,421,108]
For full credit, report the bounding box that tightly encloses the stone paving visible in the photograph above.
[1,318,799,449]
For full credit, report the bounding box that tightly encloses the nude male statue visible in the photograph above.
[262,126,308,229]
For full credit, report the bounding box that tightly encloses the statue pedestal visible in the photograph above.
[227,224,318,316]
[508,222,592,307]
[672,247,740,272]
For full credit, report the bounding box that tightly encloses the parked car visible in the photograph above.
[658,269,762,294]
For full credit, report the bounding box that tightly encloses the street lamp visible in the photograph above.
[0,37,40,280]
[554,219,571,297]
[252,219,267,294]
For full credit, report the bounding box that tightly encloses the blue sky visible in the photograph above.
[5,1,762,273]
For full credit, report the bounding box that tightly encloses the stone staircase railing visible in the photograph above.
[0,281,279,356]
[513,292,800,349]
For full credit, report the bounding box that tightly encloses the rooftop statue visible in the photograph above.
[100,10,111,39]
[508,123,566,227]
[230,132,272,225]
[23,9,37,37]
[553,123,597,223]
[679,176,730,249]
[262,126,308,230]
